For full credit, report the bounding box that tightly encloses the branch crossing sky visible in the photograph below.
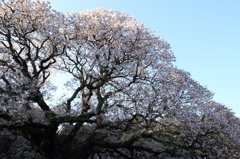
[43,0,240,117]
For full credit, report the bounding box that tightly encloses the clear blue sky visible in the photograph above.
[43,0,240,117]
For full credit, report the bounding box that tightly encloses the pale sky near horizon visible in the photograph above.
[43,0,240,117]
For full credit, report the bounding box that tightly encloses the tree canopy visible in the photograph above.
[0,0,240,158]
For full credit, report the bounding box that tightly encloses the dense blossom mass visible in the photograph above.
[0,0,239,158]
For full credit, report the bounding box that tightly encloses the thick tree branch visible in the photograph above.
[49,112,96,124]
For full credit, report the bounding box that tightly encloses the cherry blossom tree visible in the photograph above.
[0,0,239,159]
